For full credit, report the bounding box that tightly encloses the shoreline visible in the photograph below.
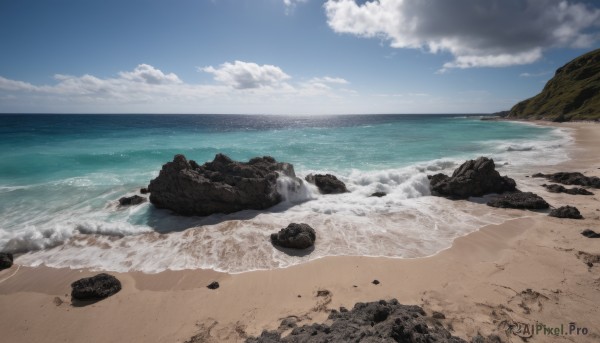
[1,121,599,342]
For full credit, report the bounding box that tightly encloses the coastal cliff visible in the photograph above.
[507,48,600,121]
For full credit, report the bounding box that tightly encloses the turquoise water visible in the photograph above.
[0,114,571,273]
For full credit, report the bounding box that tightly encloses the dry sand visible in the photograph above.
[1,121,599,343]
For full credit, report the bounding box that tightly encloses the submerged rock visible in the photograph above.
[542,184,593,195]
[245,299,467,343]
[549,206,583,219]
[118,195,146,206]
[71,273,121,300]
[429,157,516,198]
[148,154,298,216]
[487,192,549,210]
[305,174,348,194]
[533,172,600,188]
[271,223,316,250]
[0,252,13,270]
[370,191,387,197]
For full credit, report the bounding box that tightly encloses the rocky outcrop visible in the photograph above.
[542,184,594,195]
[533,172,600,188]
[245,299,467,343]
[487,192,550,210]
[0,252,13,270]
[118,195,146,206]
[429,157,516,198]
[507,48,600,121]
[549,206,583,219]
[270,223,316,250]
[71,273,122,300]
[148,154,298,216]
[207,281,220,290]
[305,174,348,194]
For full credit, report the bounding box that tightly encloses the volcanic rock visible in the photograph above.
[534,172,600,188]
[271,223,316,250]
[148,154,298,216]
[245,299,467,343]
[0,252,13,270]
[118,195,146,206]
[207,281,220,290]
[429,157,516,198]
[581,229,600,238]
[542,184,593,195]
[71,273,122,300]
[487,192,550,210]
[305,174,348,194]
[549,206,583,219]
[370,192,387,197]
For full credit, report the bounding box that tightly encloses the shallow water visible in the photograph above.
[0,114,571,273]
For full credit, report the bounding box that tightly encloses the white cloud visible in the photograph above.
[519,70,552,77]
[324,0,600,70]
[201,61,291,89]
[118,64,182,84]
[309,76,349,84]
[283,0,308,14]
[0,63,358,114]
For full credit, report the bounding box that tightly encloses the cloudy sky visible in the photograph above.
[1,0,599,114]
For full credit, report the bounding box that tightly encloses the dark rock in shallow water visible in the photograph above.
[370,191,387,197]
[245,299,467,343]
[0,252,13,270]
[534,172,600,188]
[581,229,600,238]
[542,184,593,195]
[148,154,298,216]
[487,192,549,210]
[118,195,146,206]
[305,174,348,194]
[140,187,149,194]
[207,281,220,290]
[71,273,121,300]
[429,157,516,198]
[271,223,316,250]
[549,206,583,219]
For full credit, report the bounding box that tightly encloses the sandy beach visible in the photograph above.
[1,121,599,343]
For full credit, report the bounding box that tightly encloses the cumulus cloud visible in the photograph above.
[324,0,600,70]
[0,63,354,113]
[283,0,308,14]
[201,61,291,89]
[118,64,182,84]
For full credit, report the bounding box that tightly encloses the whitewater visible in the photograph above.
[0,114,572,273]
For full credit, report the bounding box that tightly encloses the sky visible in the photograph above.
[0,0,599,115]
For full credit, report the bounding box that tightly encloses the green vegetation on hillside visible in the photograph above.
[508,49,600,121]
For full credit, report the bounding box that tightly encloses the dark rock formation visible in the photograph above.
[370,192,387,197]
[581,229,600,238]
[542,184,594,195]
[507,48,600,121]
[0,252,13,270]
[305,174,348,194]
[432,311,446,319]
[245,299,467,343]
[549,206,583,219]
[207,281,220,290]
[71,273,121,300]
[429,157,516,198]
[148,154,298,216]
[271,223,316,250]
[534,172,600,188]
[487,192,550,210]
[372,279,380,285]
[140,187,149,194]
[118,195,146,206]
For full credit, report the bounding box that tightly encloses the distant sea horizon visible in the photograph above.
[0,113,571,273]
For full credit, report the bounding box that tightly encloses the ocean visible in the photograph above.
[0,114,572,273]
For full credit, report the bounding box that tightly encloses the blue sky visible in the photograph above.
[0,0,599,114]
